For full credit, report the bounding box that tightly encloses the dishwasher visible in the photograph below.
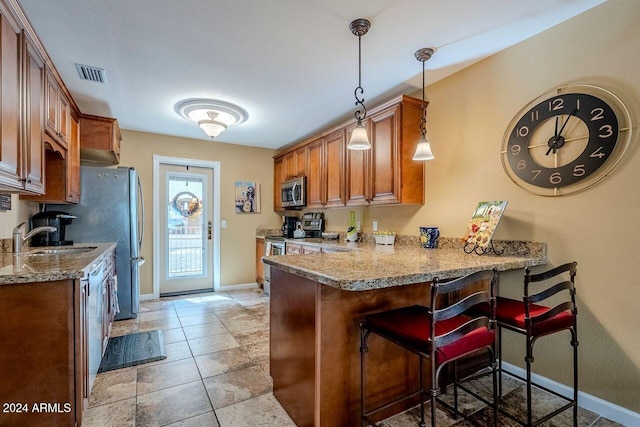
[263,237,285,295]
[87,256,105,392]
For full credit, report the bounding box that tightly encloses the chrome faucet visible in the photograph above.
[12,221,57,253]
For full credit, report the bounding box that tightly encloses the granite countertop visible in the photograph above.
[0,243,117,285]
[262,237,547,291]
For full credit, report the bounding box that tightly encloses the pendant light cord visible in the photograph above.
[354,33,367,121]
[420,59,426,138]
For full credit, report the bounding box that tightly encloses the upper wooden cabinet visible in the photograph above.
[45,68,70,150]
[274,95,423,211]
[274,157,284,211]
[21,111,80,203]
[79,114,121,164]
[0,9,46,194]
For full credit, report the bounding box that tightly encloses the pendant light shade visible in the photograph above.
[347,18,371,150]
[349,120,371,150]
[413,47,436,161]
[412,134,435,161]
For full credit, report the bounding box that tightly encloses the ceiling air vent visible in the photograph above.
[75,63,107,84]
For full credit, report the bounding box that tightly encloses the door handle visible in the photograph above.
[208,221,212,240]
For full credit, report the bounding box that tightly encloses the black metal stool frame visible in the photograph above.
[360,269,499,427]
[496,261,578,427]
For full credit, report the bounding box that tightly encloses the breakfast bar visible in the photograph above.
[263,239,546,426]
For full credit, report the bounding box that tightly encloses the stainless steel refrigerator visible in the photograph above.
[49,165,144,319]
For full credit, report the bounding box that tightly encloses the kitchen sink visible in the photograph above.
[27,246,98,256]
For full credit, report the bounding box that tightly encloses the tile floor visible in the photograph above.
[82,288,624,427]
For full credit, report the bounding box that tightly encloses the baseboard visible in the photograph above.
[502,362,640,426]
[139,283,260,302]
[219,282,260,291]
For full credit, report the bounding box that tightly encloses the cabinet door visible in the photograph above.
[370,105,400,204]
[256,238,265,285]
[324,130,345,207]
[306,138,324,208]
[301,245,321,254]
[58,92,70,145]
[274,157,284,211]
[286,242,302,254]
[345,120,370,206]
[67,114,80,202]
[0,13,21,189]
[23,31,45,194]
[45,70,59,137]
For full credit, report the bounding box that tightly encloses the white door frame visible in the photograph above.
[152,155,221,298]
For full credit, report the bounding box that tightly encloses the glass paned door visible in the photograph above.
[159,164,214,295]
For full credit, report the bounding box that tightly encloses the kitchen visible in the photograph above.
[0,0,639,426]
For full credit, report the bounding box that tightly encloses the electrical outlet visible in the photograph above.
[221,220,227,228]
[373,220,378,231]
[356,221,361,232]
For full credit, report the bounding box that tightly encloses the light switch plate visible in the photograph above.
[372,220,378,231]
[221,220,227,228]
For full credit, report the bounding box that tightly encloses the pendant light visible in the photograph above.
[412,48,435,161]
[347,19,371,150]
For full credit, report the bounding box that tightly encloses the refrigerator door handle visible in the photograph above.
[137,174,144,252]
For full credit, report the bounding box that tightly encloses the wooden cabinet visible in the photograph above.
[346,96,424,206]
[283,146,306,180]
[45,68,70,150]
[21,111,80,203]
[0,10,46,194]
[324,130,346,207]
[306,138,323,208]
[286,241,323,254]
[0,279,86,427]
[274,95,423,211]
[22,30,45,194]
[256,238,265,285]
[79,114,121,164]
[274,157,284,211]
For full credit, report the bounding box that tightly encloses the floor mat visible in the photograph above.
[98,330,167,373]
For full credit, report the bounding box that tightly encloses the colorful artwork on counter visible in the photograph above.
[462,201,508,249]
[235,181,260,213]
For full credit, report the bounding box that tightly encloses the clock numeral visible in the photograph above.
[531,169,541,181]
[531,110,539,121]
[516,159,527,170]
[510,144,521,155]
[517,125,529,138]
[550,172,562,185]
[549,98,564,111]
[573,165,586,177]
[590,147,607,159]
[591,107,605,121]
[599,124,613,138]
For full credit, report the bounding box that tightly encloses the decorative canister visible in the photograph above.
[419,226,440,249]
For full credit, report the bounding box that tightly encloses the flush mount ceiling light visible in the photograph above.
[412,48,436,161]
[175,98,248,139]
[347,18,371,150]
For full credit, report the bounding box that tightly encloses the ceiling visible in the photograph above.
[19,0,605,150]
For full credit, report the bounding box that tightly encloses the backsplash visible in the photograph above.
[0,238,12,253]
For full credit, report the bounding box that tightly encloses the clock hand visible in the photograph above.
[546,108,577,155]
[554,116,559,138]
[556,108,577,138]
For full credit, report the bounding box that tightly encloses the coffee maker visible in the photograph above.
[30,211,77,246]
[282,216,299,238]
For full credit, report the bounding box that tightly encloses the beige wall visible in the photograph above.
[119,130,281,295]
[320,0,640,413]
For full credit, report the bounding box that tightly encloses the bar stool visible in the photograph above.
[360,269,499,427]
[494,262,578,426]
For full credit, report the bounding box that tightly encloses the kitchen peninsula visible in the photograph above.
[0,243,116,427]
[263,238,546,426]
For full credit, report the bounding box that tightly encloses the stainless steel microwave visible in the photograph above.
[281,176,306,208]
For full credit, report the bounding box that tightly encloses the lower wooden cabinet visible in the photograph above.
[0,279,86,427]
[256,238,265,285]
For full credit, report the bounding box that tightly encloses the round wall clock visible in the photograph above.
[501,84,632,196]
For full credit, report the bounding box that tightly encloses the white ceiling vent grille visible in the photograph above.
[75,63,107,84]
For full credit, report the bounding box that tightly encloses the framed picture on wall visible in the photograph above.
[0,194,10,210]
[235,181,260,213]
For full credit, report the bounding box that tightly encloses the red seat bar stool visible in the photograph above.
[359,269,499,427]
[495,261,578,426]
